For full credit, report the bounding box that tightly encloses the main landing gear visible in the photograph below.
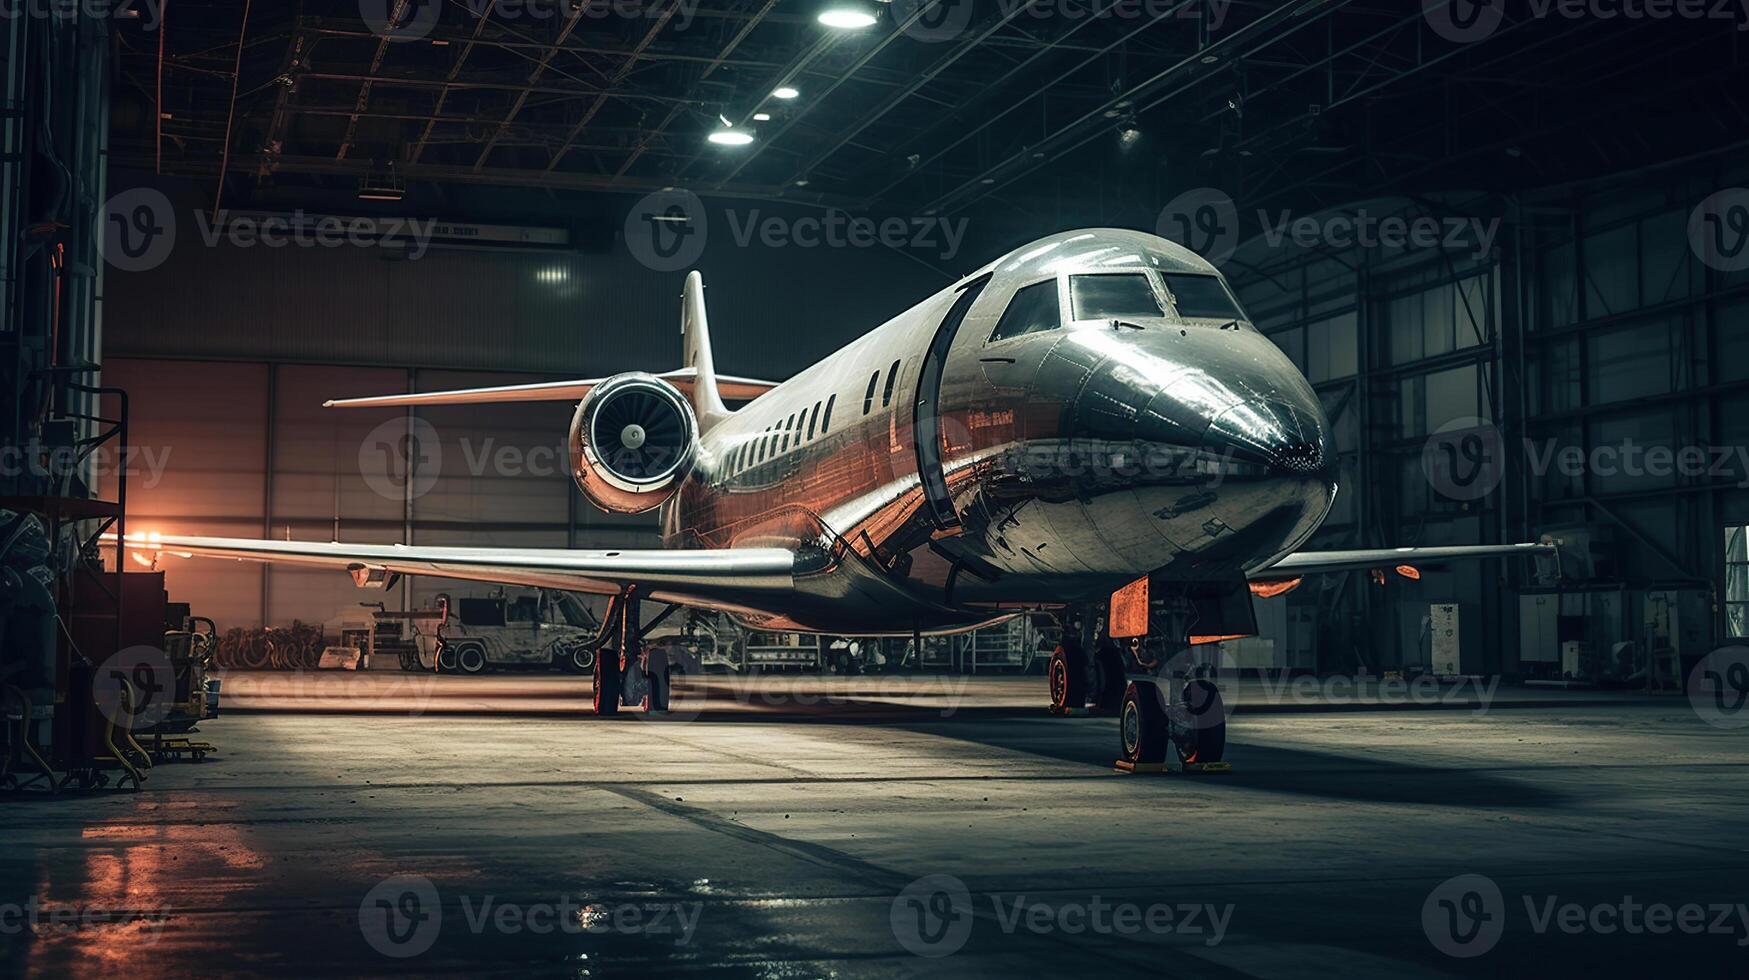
[591,591,677,717]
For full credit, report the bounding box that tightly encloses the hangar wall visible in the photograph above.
[1230,165,1749,674]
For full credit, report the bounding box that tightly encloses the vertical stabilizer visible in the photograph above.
[681,271,729,430]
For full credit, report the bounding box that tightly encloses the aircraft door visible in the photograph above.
[914,274,990,530]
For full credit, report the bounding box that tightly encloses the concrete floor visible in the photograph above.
[2,676,1746,978]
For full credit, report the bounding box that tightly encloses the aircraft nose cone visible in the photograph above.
[1196,393,1337,568]
[1201,397,1330,478]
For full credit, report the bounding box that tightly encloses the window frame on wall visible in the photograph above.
[1728,525,1749,639]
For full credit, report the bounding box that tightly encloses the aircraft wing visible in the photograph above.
[1255,542,1557,578]
[112,533,796,612]
[320,367,777,408]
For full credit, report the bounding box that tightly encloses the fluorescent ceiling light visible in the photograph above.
[708,129,754,145]
[818,7,877,28]
[772,86,800,100]
[753,112,771,121]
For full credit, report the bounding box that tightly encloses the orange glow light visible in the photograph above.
[1395,564,1422,581]
[1187,633,1249,646]
[1249,577,1303,598]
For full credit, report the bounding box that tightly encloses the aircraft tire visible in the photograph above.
[1048,643,1087,712]
[1176,679,1226,765]
[455,642,487,675]
[1119,681,1168,766]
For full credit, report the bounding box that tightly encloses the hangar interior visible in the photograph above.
[80,1,1749,679]
[3,1,1749,976]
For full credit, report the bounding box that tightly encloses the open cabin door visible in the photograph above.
[914,274,990,530]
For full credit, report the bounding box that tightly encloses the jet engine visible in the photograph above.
[568,372,699,513]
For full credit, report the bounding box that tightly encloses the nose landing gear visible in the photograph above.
[1115,672,1229,773]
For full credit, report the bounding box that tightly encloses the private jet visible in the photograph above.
[123,228,1553,766]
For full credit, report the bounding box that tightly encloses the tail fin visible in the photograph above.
[681,271,729,429]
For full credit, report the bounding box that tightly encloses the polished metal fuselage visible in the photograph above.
[661,229,1338,633]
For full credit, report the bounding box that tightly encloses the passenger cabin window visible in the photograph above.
[1164,273,1245,321]
[882,359,901,407]
[1070,273,1164,321]
[806,402,819,439]
[863,373,879,414]
[989,279,1062,342]
[822,394,835,433]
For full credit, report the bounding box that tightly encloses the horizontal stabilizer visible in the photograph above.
[322,367,777,409]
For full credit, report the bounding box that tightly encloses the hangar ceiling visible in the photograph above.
[110,1,1749,215]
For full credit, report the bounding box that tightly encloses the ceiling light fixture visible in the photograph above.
[772,86,800,100]
[818,4,878,28]
[708,114,755,146]
[753,112,772,121]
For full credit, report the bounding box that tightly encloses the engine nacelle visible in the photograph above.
[568,372,698,513]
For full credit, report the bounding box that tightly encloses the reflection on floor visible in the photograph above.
[2,680,1742,977]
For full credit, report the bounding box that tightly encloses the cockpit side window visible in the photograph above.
[1163,273,1246,321]
[1069,273,1165,321]
[988,279,1062,342]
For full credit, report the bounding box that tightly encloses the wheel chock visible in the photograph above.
[1112,759,1171,774]
[1182,761,1233,775]
[1112,760,1234,775]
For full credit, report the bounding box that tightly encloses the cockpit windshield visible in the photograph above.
[1069,274,1165,320]
[988,279,1062,341]
[1164,273,1246,321]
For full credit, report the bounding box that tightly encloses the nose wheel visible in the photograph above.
[1116,676,1228,771]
